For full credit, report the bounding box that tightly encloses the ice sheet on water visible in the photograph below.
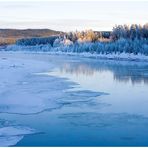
[0,73,78,114]
[66,90,108,98]
[0,126,37,137]
[0,53,108,114]
[0,136,23,147]
[0,53,110,146]
[0,126,38,146]
[0,56,67,114]
[0,79,108,114]
[0,119,38,146]
[56,90,109,109]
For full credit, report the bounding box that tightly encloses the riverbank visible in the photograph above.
[1,44,148,62]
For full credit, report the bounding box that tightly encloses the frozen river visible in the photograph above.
[0,52,148,146]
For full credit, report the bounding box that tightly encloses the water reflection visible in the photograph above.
[59,60,148,85]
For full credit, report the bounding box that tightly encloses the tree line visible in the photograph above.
[16,23,148,46]
[15,23,148,55]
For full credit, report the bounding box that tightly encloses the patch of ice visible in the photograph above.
[0,135,23,147]
[66,90,108,98]
[0,126,38,146]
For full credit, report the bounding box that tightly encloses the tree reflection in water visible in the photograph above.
[59,59,148,85]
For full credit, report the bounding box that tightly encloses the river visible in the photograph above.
[0,52,148,146]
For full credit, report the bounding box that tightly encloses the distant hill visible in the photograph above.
[0,29,62,45]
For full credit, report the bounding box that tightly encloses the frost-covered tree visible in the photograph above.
[111,23,148,40]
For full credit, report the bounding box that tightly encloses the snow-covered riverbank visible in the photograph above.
[2,45,148,62]
[47,51,148,62]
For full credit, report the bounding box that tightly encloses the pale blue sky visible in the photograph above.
[0,0,147,31]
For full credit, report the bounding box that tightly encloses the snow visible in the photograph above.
[47,51,148,62]
[3,45,148,62]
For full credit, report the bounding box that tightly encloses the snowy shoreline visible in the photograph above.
[1,45,148,62]
[47,51,148,62]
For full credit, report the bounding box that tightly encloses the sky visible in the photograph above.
[0,0,147,31]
